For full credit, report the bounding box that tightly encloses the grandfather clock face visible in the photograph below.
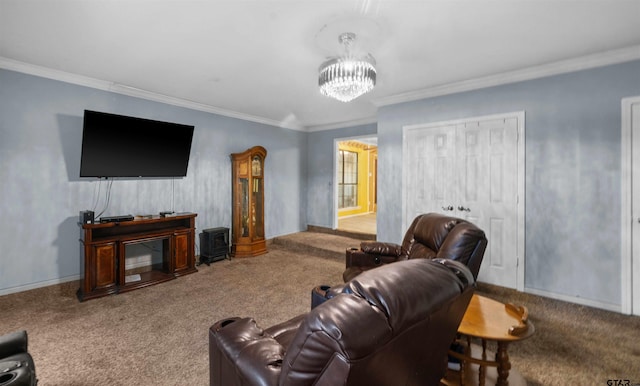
[251,155,262,176]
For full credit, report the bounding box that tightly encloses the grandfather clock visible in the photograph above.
[230,146,267,257]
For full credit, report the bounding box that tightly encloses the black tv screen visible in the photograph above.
[79,110,195,178]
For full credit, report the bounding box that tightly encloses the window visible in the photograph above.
[338,150,358,209]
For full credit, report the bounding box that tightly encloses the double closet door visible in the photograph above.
[403,113,523,289]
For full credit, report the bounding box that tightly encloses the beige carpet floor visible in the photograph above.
[1,233,639,385]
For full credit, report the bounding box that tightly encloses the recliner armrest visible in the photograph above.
[360,241,403,256]
[346,248,400,268]
[209,318,284,386]
[264,314,306,349]
[264,314,305,341]
[0,330,28,358]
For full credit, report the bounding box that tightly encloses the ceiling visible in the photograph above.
[1,1,639,131]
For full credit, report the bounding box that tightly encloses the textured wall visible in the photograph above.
[3,60,640,310]
[0,69,307,294]
[376,60,640,309]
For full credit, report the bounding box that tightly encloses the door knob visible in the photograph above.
[458,206,471,212]
[442,206,454,211]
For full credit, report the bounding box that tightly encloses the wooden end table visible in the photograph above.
[446,294,535,386]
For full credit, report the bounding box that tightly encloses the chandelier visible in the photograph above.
[318,32,377,102]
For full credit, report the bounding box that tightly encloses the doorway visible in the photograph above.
[402,112,525,290]
[334,137,378,236]
[622,96,640,315]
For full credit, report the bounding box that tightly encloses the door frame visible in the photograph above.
[402,111,526,291]
[332,136,378,230]
[621,96,640,315]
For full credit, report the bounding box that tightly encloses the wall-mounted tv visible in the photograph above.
[79,110,195,178]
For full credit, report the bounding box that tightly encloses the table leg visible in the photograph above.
[460,336,471,386]
[478,340,487,386]
[495,341,511,386]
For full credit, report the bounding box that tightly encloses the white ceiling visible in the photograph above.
[1,0,640,131]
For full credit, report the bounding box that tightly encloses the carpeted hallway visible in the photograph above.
[1,231,639,385]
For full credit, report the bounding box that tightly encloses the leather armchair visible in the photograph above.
[0,331,37,385]
[209,258,475,386]
[344,212,487,282]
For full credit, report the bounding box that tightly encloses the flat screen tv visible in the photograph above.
[79,110,195,178]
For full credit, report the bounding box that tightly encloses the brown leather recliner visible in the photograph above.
[0,330,37,385]
[343,212,487,282]
[209,258,475,386]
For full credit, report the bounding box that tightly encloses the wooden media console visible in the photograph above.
[77,213,197,301]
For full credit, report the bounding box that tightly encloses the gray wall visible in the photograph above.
[3,59,640,311]
[306,123,378,229]
[376,60,640,310]
[0,69,307,294]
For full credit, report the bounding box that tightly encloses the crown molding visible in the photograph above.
[0,57,305,131]
[373,45,640,107]
[3,45,639,132]
[306,115,377,132]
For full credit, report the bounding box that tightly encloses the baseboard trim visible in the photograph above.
[524,287,621,313]
[477,282,623,313]
[0,275,80,297]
